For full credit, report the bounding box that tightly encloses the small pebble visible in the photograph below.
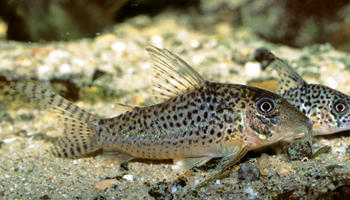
[171,186,177,193]
[244,186,258,199]
[59,63,71,74]
[122,174,133,181]
[326,77,337,88]
[72,58,86,67]
[2,138,17,144]
[37,65,51,78]
[111,41,126,54]
[95,179,118,190]
[194,179,200,185]
[238,163,260,181]
[46,50,70,64]
[151,35,163,48]
[276,163,295,177]
[190,40,200,49]
[244,62,261,77]
[285,140,313,160]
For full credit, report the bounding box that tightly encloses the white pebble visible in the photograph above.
[59,63,71,74]
[191,54,205,65]
[190,40,200,48]
[112,41,126,53]
[194,179,200,185]
[326,77,337,88]
[72,57,87,67]
[177,30,188,39]
[244,186,258,199]
[151,35,163,48]
[46,50,70,64]
[171,186,177,193]
[244,62,261,77]
[37,65,51,78]
[27,144,37,149]
[220,62,228,70]
[3,138,16,144]
[172,164,180,170]
[123,174,133,181]
[209,39,217,47]
[141,62,151,70]
[126,67,136,74]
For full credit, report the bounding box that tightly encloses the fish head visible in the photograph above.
[243,88,313,149]
[306,85,350,135]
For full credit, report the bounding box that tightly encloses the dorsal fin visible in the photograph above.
[254,48,307,95]
[146,46,205,103]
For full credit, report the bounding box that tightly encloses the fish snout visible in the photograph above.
[289,115,313,139]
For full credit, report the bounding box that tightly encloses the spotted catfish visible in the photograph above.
[7,46,312,172]
[255,48,350,136]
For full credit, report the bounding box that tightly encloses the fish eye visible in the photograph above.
[332,99,348,114]
[256,98,275,115]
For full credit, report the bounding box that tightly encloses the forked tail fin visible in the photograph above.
[8,80,103,158]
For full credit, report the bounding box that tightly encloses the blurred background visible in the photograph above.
[1,0,350,51]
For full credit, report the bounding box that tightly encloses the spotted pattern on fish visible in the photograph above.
[255,48,350,135]
[6,47,312,172]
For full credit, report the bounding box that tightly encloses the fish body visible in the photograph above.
[99,81,309,160]
[255,48,350,136]
[8,47,312,171]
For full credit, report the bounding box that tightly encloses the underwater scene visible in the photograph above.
[0,0,350,199]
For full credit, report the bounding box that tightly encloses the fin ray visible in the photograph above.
[173,157,212,171]
[8,80,102,158]
[254,48,307,94]
[146,46,205,103]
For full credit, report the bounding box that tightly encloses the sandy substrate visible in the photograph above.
[1,11,350,199]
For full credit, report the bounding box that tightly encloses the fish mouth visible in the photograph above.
[312,120,350,136]
[283,120,313,141]
[313,125,350,136]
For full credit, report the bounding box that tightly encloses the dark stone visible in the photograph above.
[39,195,50,200]
[148,183,168,200]
[319,185,350,200]
[93,196,107,200]
[174,176,187,187]
[237,162,260,181]
[285,140,313,160]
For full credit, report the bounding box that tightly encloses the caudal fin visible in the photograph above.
[8,80,102,158]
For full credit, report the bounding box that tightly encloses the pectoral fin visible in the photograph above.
[196,146,249,189]
[100,151,134,165]
[173,157,212,172]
